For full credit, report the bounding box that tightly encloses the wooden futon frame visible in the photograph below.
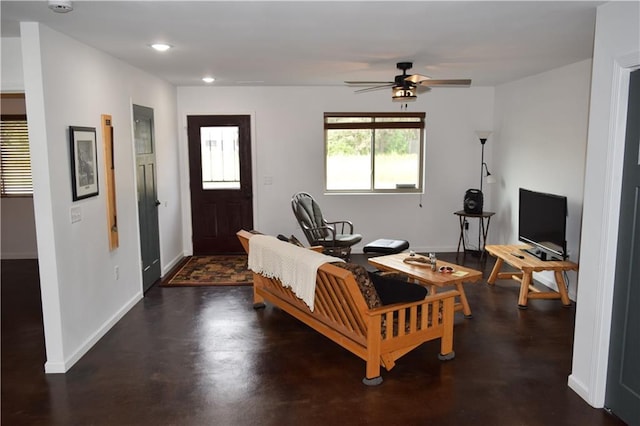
[237,230,458,385]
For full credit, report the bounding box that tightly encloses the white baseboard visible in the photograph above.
[162,252,186,277]
[568,374,600,408]
[354,246,459,255]
[44,291,143,374]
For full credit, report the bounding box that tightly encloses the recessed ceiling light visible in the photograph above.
[48,1,73,13]
[150,43,172,52]
[202,77,215,83]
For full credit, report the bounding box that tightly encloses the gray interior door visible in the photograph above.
[605,68,640,424]
[133,104,161,292]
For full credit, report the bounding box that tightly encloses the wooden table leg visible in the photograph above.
[429,283,471,319]
[554,271,572,306]
[455,282,473,318]
[518,272,532,309]
[487,257,503,285]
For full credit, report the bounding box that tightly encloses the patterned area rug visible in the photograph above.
[164,255,253,286]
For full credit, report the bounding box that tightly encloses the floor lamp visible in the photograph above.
[476,130,493,195]
[475,130,493,256]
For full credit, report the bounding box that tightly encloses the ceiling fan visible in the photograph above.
[345,62,472,102]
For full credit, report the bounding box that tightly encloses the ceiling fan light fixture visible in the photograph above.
[392,86,417,102]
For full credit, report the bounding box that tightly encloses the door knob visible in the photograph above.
[155,200,161,206]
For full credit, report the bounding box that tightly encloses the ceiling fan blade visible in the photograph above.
[404,74,432,84]
[415,85,432,94]
[354,84,394,93]
[345,81,394,85]
[418,79,472,86]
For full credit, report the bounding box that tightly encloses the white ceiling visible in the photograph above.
[1,1,602,88]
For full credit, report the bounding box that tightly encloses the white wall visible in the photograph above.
[20,23,183,373]
[177,86,494,254]
[1,37,24,92]
[569,1,640,408]
[492,59,592,300]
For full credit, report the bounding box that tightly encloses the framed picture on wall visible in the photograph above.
[69,126,99,201]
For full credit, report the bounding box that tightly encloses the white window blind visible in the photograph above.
[0,116,32,196]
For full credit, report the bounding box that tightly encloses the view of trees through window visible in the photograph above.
[324,113,424,192]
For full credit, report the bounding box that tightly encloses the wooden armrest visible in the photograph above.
[366,290,460,316]
[238,229,324,253]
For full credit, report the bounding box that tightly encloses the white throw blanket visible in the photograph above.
[247,235,344,311]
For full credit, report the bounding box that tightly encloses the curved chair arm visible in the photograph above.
[325,220,355,235]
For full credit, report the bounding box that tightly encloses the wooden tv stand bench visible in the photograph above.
[485,244,578,309]
[237,230,459,385]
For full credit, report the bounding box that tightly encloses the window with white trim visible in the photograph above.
[324,112,425,193]
[0,115,32,196]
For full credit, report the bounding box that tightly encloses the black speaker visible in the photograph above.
[463,189,484,214]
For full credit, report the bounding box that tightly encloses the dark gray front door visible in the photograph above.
[605,69,640,425]
[133,104,161,292]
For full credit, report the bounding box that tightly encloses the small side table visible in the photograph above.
[454,210,495,261]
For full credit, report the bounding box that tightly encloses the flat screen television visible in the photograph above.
[518,188,568,260]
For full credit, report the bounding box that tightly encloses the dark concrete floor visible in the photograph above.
[1,254,626,426]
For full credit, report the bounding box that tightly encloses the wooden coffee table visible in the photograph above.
[368,253,483,318]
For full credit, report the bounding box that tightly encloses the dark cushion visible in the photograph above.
[331,262,382,309]
[363,239,410,254]
[367,272,427,305]
[319,233,363,247]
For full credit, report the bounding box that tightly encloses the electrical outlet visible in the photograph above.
[114,265,120,280]
[464,220,469,230]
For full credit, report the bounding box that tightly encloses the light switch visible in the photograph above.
[70,206,82,223]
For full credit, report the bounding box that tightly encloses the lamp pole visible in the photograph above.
[475,130,492,200]
[480,137,487,194]
[475,130,492,258]
[478,138,488,256]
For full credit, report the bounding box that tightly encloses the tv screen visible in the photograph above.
[518,188,568,260]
